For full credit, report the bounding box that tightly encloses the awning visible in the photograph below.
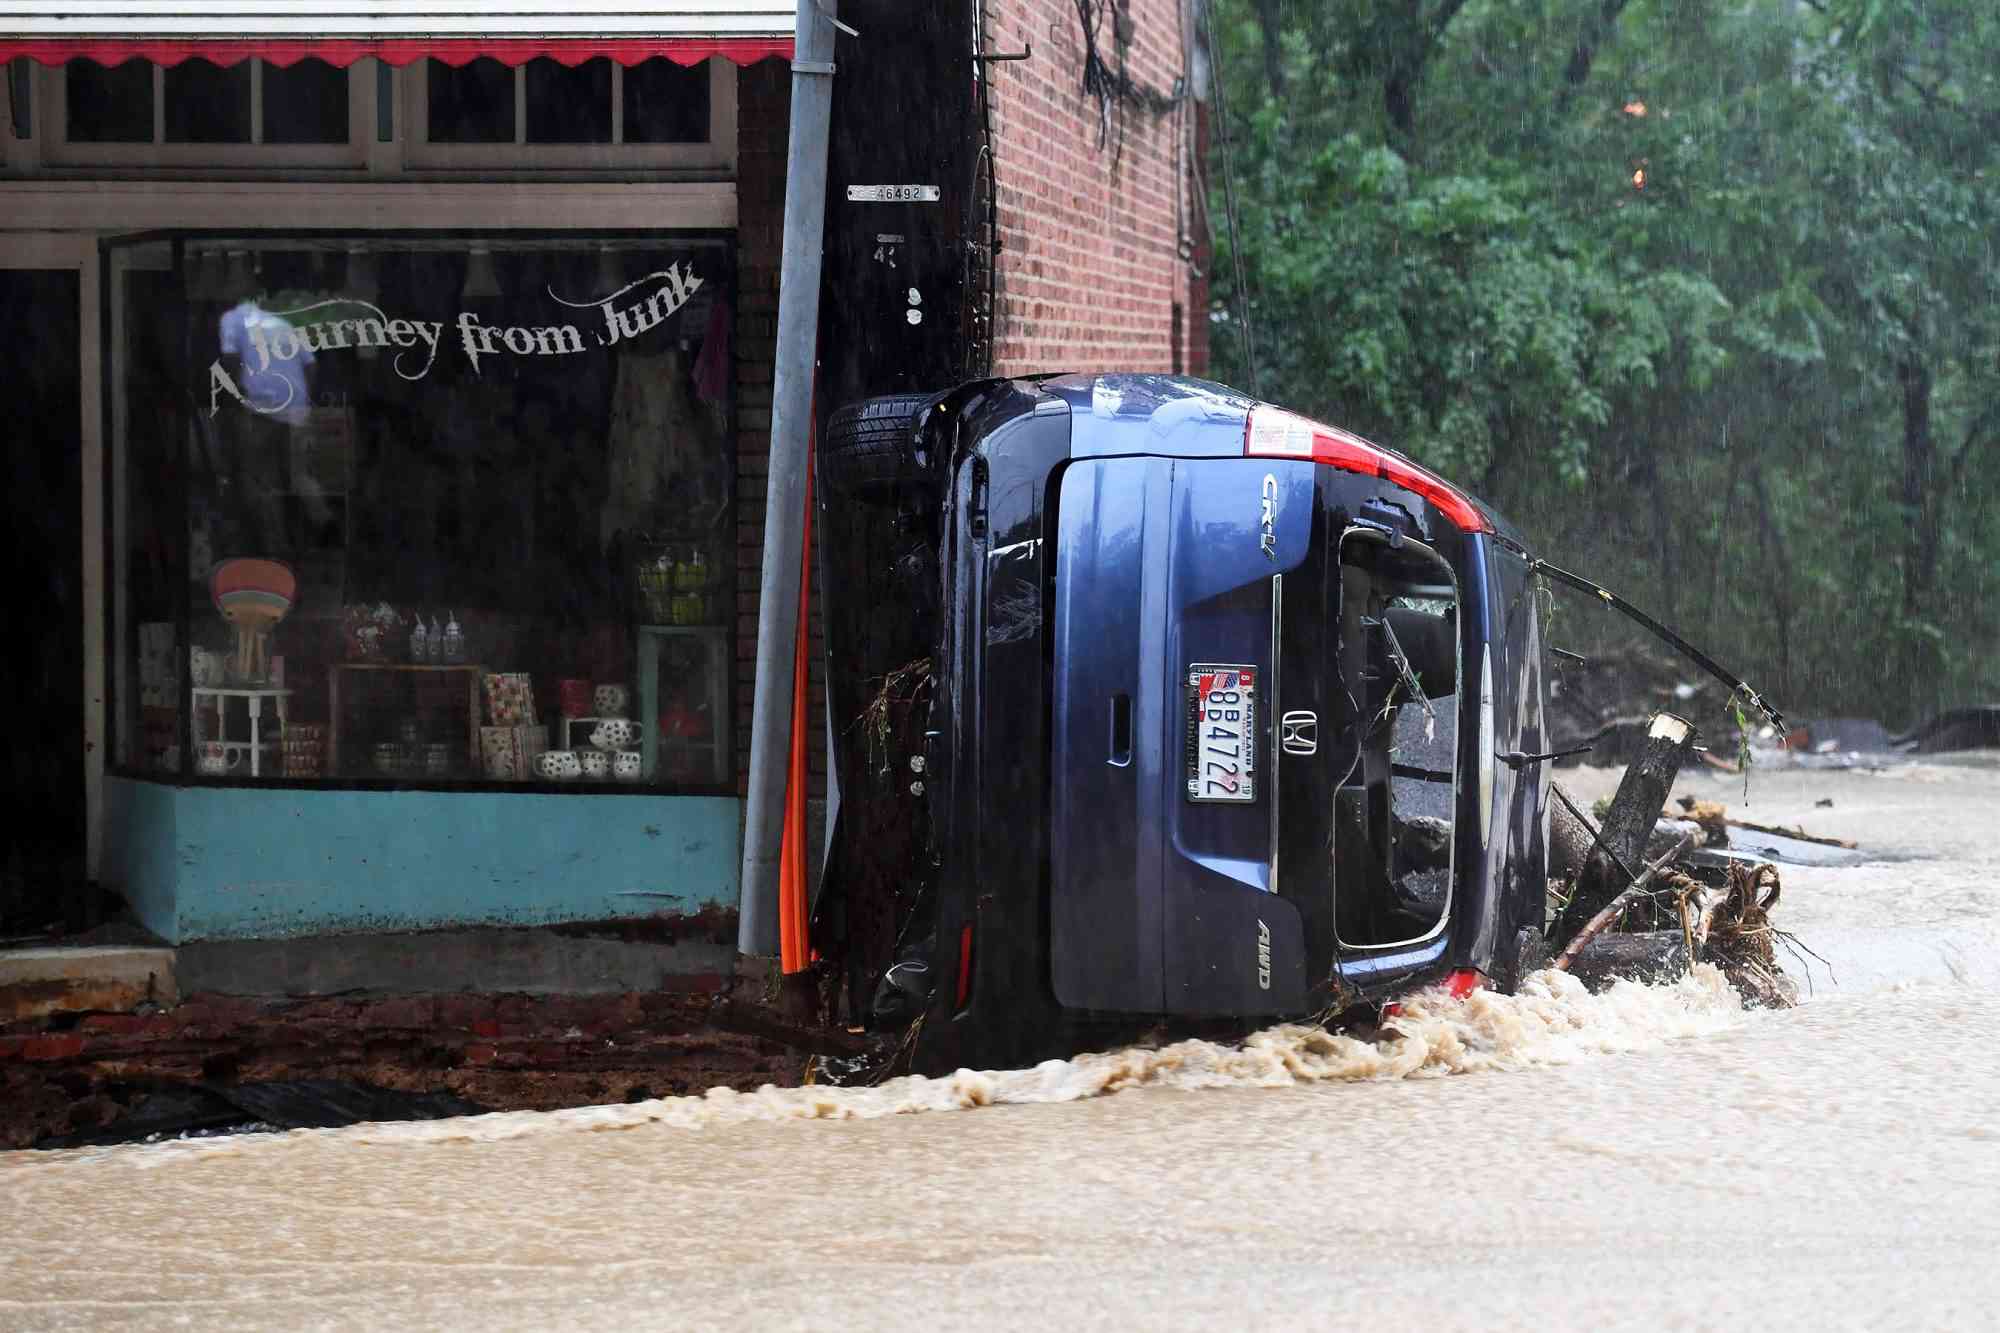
[0,3,795,67]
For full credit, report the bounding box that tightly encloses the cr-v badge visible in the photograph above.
[1260,473,1279,558]
[1280,709,1318,756]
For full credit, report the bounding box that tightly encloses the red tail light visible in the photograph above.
[955,924,974,1009]
[1443,968,1484,999]
[1244,406,1490,534]
[1382,968,1486,1018]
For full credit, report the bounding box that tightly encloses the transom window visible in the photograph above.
[28,56,731,172]
[43,57,362,165]
[406,57,731,170]
[425,57,710,146]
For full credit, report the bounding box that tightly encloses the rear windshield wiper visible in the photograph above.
[1368,614,1437,733]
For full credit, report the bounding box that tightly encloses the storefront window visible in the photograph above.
[109,235,736,791]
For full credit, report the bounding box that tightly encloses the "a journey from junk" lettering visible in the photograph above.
[208,262,703,418]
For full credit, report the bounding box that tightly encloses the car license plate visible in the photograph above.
[1186,664,1257,802]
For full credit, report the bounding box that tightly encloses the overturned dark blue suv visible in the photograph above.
[814,375,1555,1075]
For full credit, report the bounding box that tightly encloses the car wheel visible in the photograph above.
[821,392,939,497]
[1496,924,1549,992]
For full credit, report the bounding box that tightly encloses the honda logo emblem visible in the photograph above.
[1280,710,1318,756]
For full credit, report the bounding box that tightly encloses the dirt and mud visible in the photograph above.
[4,756,1996,1329]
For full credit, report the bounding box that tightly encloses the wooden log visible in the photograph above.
[1723,816,1857,850]
[1551,712,1695,950]
[1549,781,1594,886]
[1564,929,1692,990]
[1646,817,1706,860]
[1551,833,1696,973]
[1561,926,1797,1007]
[1673,796,1858,850]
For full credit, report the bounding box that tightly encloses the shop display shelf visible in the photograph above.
[635,624,730,786]
[328,662,484,777]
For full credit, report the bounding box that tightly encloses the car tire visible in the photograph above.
[1496,924,1549,993]
[821,393,938,496]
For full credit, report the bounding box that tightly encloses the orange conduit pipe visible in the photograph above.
[777,424,815,974]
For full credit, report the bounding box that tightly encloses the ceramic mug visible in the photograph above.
[535,749,582,781]
[190,647,223,688]
[612,750,643,782]
[590,718,639,751]
[195,741,242,777]
[578,749,610,779]
[592,683,630,718]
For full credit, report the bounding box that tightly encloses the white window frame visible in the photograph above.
[403,57,734,172]
[36,57,372,168]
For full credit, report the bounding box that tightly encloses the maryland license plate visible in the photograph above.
[1185,664,1257,803]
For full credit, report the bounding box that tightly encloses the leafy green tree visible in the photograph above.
[1205,0,1999,724]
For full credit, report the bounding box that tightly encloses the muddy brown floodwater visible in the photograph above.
[6,758,1999,1330]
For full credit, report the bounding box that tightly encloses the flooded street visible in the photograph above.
[8,758,1999,1330]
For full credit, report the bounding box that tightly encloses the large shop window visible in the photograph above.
[108,235,736,791]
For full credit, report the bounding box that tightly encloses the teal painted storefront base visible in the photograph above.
[102,777,741,945]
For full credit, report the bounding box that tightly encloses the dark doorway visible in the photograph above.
[1,269,86,935]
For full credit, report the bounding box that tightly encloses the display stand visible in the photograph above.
[328,663,484,776]
[190,686,293,778]
[635,625,730,785]
[559,715,625,751]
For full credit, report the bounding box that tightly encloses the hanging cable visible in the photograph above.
[962,0,1001,378]
[1074,0,1181,160]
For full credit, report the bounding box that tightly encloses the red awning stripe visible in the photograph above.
[0,35,791,68]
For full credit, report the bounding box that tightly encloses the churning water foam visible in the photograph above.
[39,964,1745,1171]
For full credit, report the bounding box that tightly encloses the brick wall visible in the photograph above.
[981,0,1205,376]
[732,8,1208,811]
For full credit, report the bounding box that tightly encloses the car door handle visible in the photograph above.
[1109,692,1132,767]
